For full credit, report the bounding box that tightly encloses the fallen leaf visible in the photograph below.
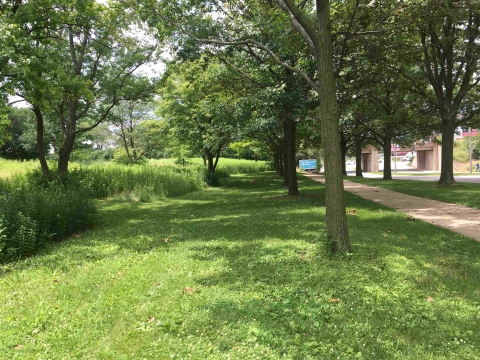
[183,287,199,294]
[152,282,160,287]
[163,238,169,243]
[328,298,340,303]
[53,279,59,283]
[117,272,122,276]
[348,209,357,216]
[14,344,22,350]
[427,296,434,302]
[147,317,155,323]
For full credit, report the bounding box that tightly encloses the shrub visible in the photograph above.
[0,184,97,261]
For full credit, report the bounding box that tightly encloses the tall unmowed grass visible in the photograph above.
[0,158,271,261]
[0,158,39,179]
[149,158,273,178]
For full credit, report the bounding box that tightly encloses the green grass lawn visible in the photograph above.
[1,173,480,359]
[346,177,480,209]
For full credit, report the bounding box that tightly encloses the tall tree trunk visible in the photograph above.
[283,117,299,196]
[32,105,50,179]
[282,142,289,186]
[57,133,75,175]
[278,149,284,176]
[354,136,363,177]
[316,0,349,253]
[282,69,299,196]
[439,119,456,185]
[205,148,214,175]
[383,137,392,180]
[340,138,348,176]
[212,146,222,174]
[273,150,279,174]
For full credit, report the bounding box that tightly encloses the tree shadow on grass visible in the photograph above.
[180,212,480,358]
[2,172,480,358]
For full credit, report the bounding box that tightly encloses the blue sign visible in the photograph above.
[299,159,317,170]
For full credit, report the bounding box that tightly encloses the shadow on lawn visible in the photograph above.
[3,173,480,357]
[182,220,480,358]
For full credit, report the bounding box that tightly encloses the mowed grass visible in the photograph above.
[1,173,480,359]
[347,176,480,209]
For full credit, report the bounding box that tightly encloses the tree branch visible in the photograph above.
[149,7,320,94]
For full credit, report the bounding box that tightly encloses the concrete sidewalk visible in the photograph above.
[304,173,480,241]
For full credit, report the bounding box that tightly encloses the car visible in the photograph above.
[346,160,355,165]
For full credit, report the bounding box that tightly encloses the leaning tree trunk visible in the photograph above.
[32,105,50,180]
[354,136,363,177]
[438,119,456,185]
[383,137,392,180]
[316,0,350,253]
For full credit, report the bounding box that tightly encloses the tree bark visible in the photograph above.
[205,148,215,175]
[282,69,299,196]
[382,137,392,180]
[354,136,363,177]
[316,0,350,253]
[283,115,299,196]
[273,150,279,174]
[438,120,456,185]
[57,132,75,175]
[32,105,50,180]
[340,137,348,176]
[282,142,289,186]
[278,148,284,176]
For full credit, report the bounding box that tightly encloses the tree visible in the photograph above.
[399,1,480,185]
[0,105,11,148]
[110,101,164,164]
[2,0,158,175]
[159,58,247,178]
[144,0,355,252]
[0,107,39,161]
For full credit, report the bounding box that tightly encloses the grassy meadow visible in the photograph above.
[346,177,480,209]
[1,172,480,359]
[0,159,40,179]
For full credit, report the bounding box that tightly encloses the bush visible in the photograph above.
[453,139,470,162]
[0,182,97,261]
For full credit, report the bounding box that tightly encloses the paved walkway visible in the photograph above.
[354,172,480,184]
[304,174,480,241]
